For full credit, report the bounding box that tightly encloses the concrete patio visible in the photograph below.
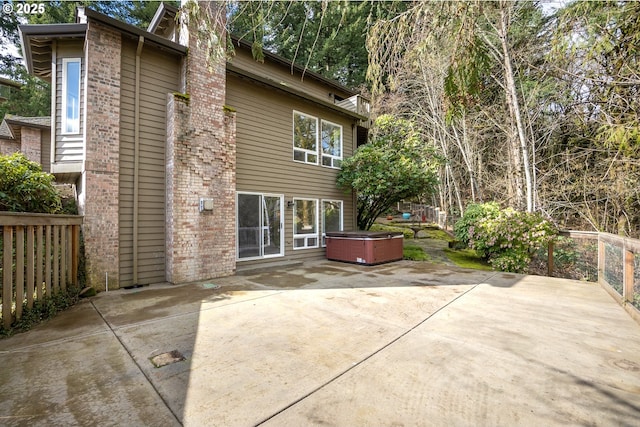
[1,260,639,426]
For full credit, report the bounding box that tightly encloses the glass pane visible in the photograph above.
[263,196,282,256]
[294,238,306,248]
[293,112,317,151]
[307,153,317,164]
[323,201,342,233]
[238,194,261,258]
[294,150,305,162]
[295,199,316,235]
[65,61,80,133]
[321,121,341,156]
[322,156,332,167]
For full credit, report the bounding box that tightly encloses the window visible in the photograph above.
[293,198,319,249]
[321,120,342,168]
[322,200,343,246]
[293,111,343,168]
[61,58,81,134]
[293,111,318,164]
[237,193,283,259]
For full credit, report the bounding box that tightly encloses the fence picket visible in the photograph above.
[3,227,13,329]
[26,226,34,309]
[1,214,83,329]
[15,226,24,320]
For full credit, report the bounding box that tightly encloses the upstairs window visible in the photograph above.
[62,58,81,134]
[293,111,343,168]
[321,120,342,168]
[293,111,318,164]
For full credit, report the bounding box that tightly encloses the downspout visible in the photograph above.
[133,36,144,285]
[50,41,56,171]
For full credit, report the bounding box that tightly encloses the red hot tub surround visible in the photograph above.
[325,231,404,265]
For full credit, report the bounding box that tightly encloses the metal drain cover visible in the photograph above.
[151,350,186,368]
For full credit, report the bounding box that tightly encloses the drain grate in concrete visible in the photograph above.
[202,283,221,290]
[150,350,186,368]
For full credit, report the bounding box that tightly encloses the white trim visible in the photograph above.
[293,197,319,250]
[320,119,343,169]
[321,199,343,247]
[292,110,318,165]
[61,58,81,135]
[236,192,285,261]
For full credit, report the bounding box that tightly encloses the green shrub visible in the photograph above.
[0,153,61,213]
[467,208,557,273]
[454,202,501,245]
[1,285,81,337]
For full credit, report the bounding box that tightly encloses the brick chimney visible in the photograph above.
[165,1,237,283]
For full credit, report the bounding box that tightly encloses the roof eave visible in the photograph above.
[227,64,368,122]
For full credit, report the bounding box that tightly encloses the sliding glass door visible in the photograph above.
[237,193,283,259]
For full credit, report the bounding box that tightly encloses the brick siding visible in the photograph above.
[82,21,121,290]
[165,1,236,283]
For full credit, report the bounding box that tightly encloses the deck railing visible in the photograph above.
[545,230,640,323]
[0,212,83,330]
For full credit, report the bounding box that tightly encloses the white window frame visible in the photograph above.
[320,120,343,169]
[321,199,343,247]
[61,58,81,135]
[293,198,319,249]
[292,111,319,165]
[236,192,284,261]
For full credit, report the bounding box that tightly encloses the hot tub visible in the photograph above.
[325,231,404,265]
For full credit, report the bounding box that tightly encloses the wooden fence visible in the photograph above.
[1,212,83,330]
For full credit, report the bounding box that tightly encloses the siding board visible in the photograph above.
[228,73,356,268]
[118,39,179,286]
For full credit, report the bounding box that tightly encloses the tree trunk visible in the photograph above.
[499,2,533,212]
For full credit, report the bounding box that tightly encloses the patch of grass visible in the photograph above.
[370,224,414,239]
[419,228,454,241]
[404,245,431,261]
[444,248,493,270]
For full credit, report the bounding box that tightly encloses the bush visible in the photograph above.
[0,153,61,213]
[454,202,501,245]
[466,208,557,273]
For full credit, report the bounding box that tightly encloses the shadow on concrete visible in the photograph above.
[3,259,639,425]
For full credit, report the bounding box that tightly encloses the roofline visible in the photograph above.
[83,8,186,55]
[4,117,51,130]
[19,23,87,74]
[230,36,360,98]
[0,77,22,89]
[148,2,179,33]
[227,63,368,121]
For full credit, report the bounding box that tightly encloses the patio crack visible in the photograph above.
[253,278,494,426]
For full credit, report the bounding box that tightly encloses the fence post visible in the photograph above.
[623,240,634,304]
[72,224,79,286]
[3,226,13,329]
[547,240,555,277]
[598,235,605,284]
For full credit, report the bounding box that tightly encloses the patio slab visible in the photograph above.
[1,260,639,426]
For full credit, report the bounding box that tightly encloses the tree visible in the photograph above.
[0,153,61,213]
[337,115,441,230]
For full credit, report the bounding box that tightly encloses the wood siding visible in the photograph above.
[227,73,357,268]
[119,39,180,286]
[54,41,84,163]
[229,48,354,103]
